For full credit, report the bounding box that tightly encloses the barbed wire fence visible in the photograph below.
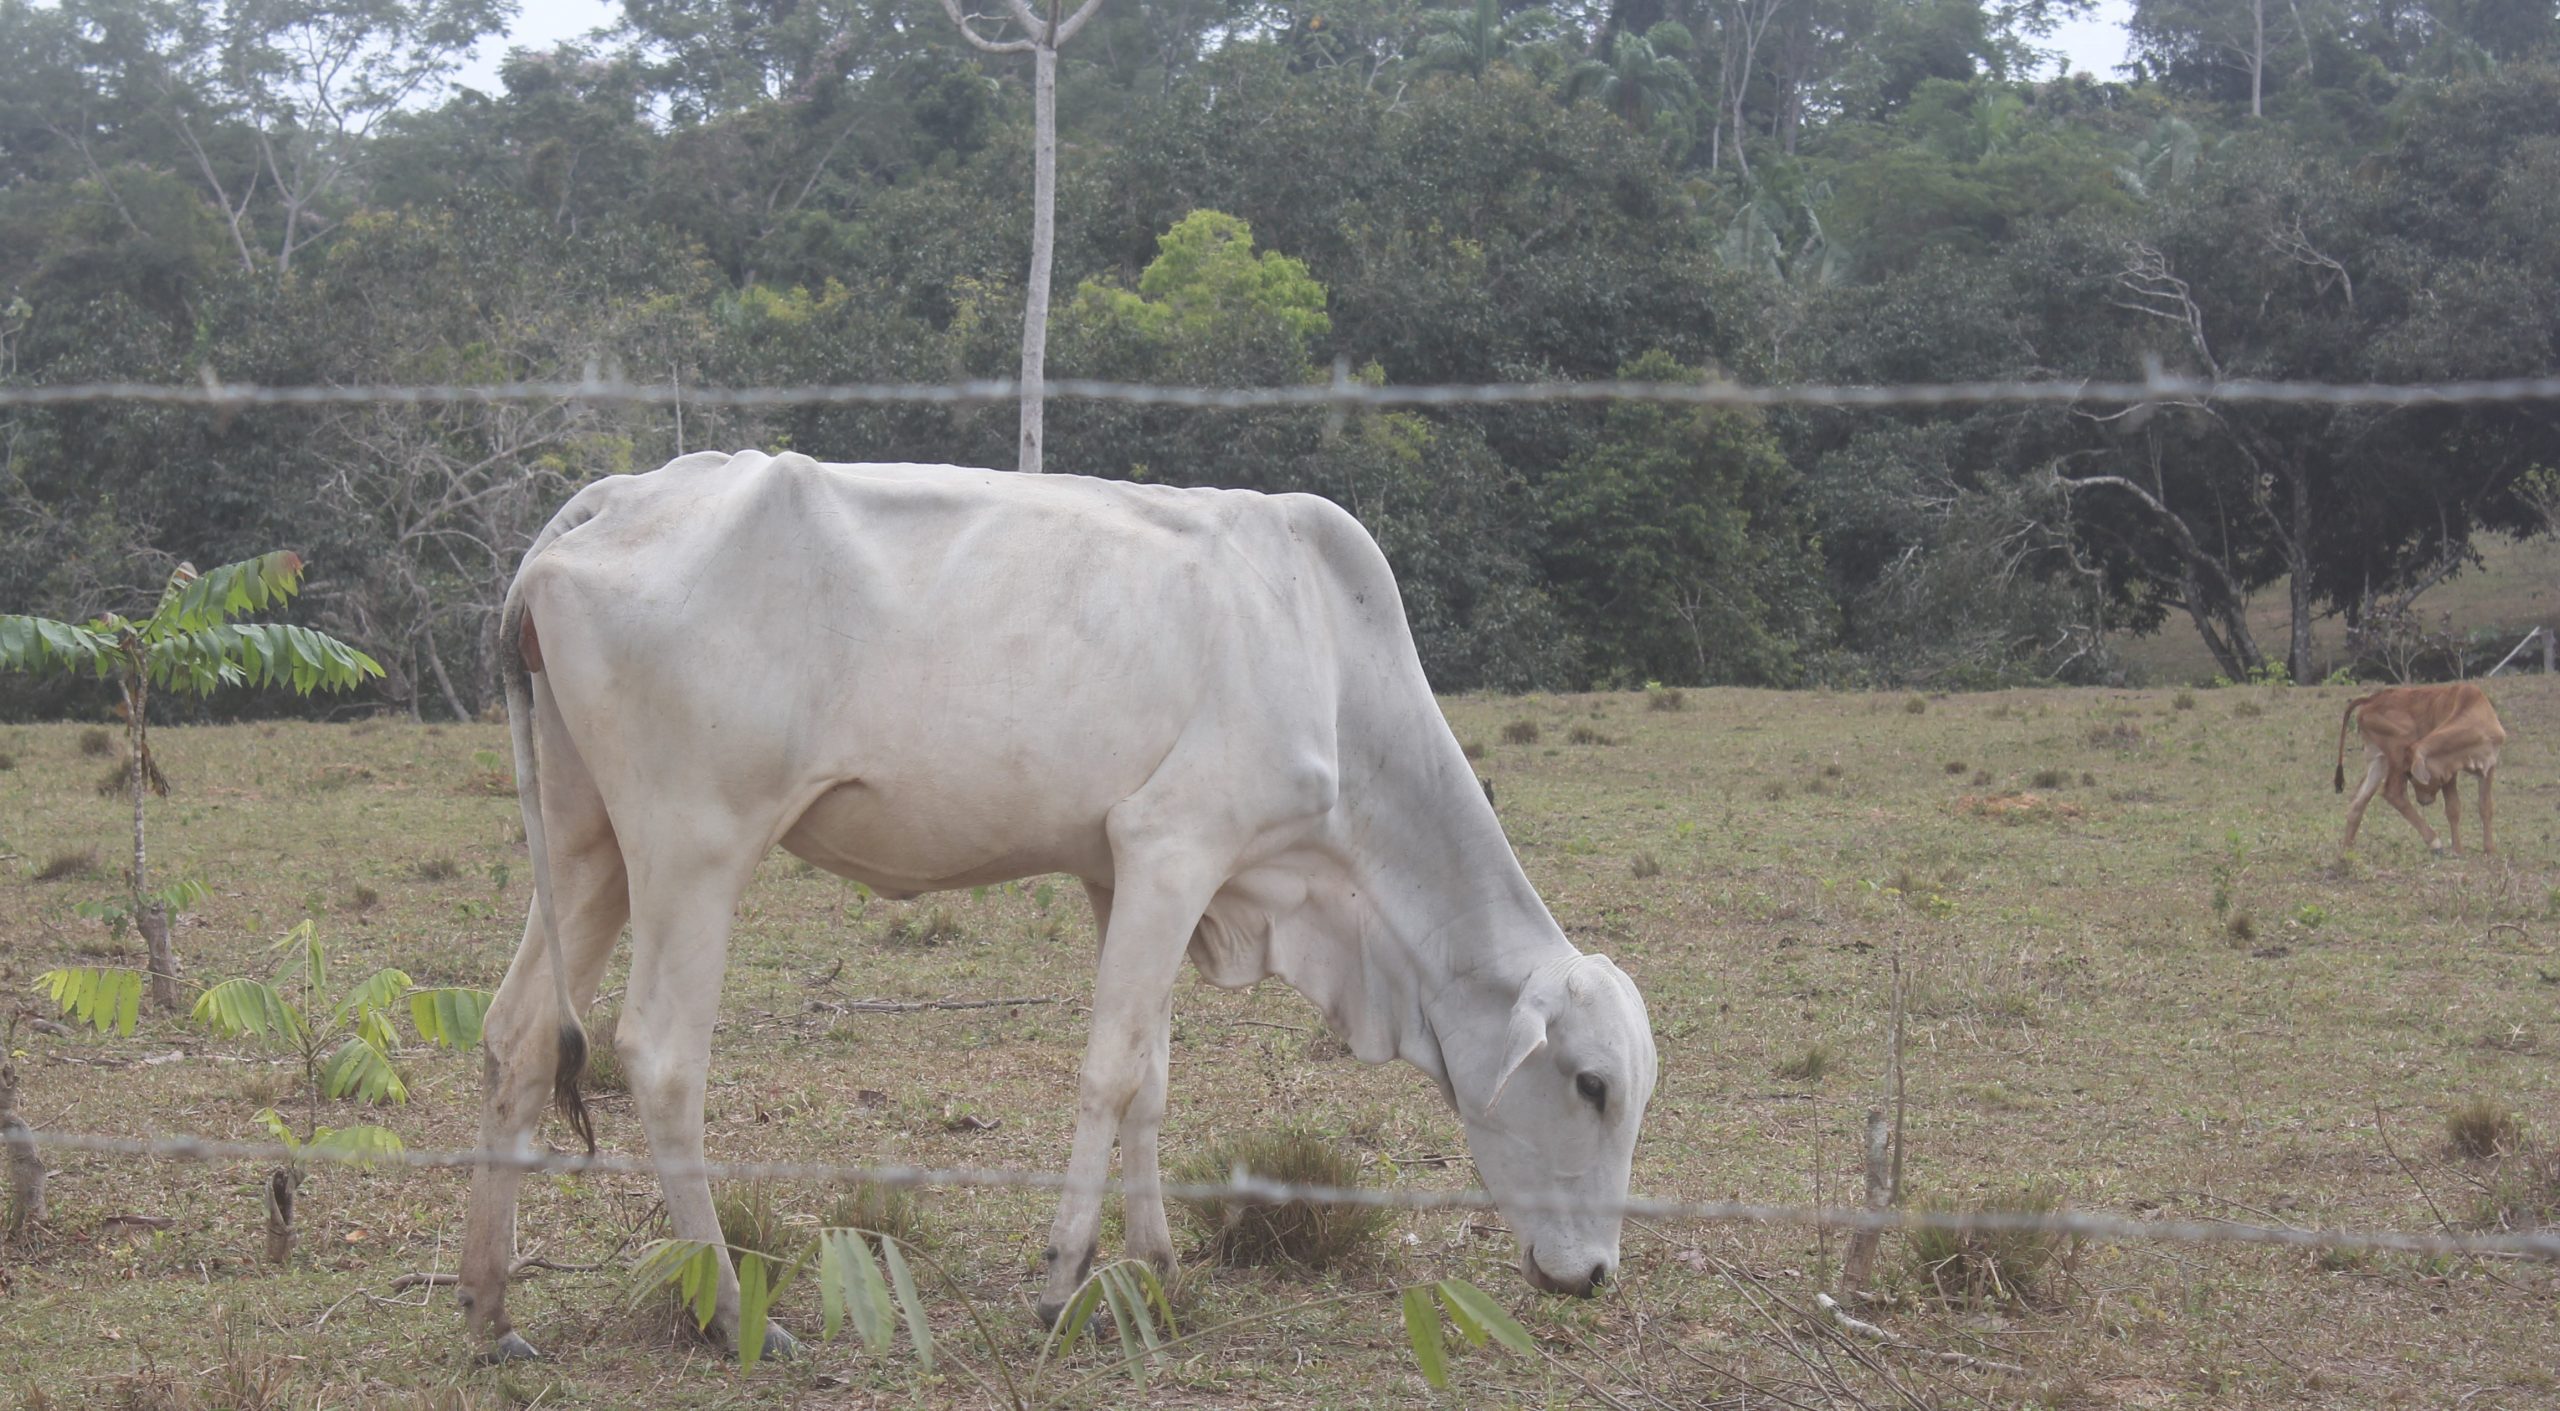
[9,1125,2560,1262]
[7,365,2560,1290]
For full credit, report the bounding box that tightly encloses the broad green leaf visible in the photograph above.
[305,1124,404,1163]
[0,614,112,676]
[1404,1285,1450,1390]
[409,988,491,1049]
[1098,1264,1150,1382]
[322,1035,407,1105]
[195,978,301,1044]
[1049,1275,1107,1357]
[153,877,210,915]
[738,1252,773,1370]
[630,1240,723,1331]
[334,967,413,1028]
[820,1230,895,1353]
[879,1237,934,1371]
[1435,1279,1536,1357]
[253,1108,303,1154]
[40,966,145,1037]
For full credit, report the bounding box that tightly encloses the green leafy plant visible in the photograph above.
[2,554,382,1010]
[46,923,490,1261]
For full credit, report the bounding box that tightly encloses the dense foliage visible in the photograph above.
[3,0,2555,707]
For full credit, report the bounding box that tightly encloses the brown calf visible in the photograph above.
[2333,684,2508,854]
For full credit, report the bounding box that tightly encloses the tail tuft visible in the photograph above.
[2334,764,2345,793]
[553,1020,595,1156]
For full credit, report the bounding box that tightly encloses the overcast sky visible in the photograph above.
[451,0,2139,99]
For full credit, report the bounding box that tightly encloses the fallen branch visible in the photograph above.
[1816,1293,2028,1376]
[807,995,1059,1014]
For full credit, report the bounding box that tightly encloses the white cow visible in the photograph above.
[459,450,1658,1361]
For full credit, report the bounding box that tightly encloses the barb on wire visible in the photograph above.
[10,1124,2559,1261]
[4,373,2560,413]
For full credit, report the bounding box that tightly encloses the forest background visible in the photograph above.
[3,0,2557,719]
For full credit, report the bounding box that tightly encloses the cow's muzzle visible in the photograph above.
[1521,1242,1610,1298]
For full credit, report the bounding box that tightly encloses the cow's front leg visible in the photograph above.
[2381,771,2439,851]
[1038,868,1210,1325]
[2440,776,2463,854]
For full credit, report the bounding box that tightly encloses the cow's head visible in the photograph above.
[1446,953,1656,1297]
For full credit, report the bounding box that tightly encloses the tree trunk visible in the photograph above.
[1019,40,1061,474]
[263,1166,299,1265]
[2251,0,2265,119]
[2286,470,2314,684]
[126,679,181,1012]
[2,1058,42,1236]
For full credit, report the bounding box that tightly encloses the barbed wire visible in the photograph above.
[12,1126,2559,1262]
[6,368,2560,413]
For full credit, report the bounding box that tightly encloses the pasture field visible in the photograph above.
[3,680,2558,1409]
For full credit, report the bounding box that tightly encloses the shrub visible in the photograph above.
[1772,1043,1830,1083]
[1565,724,1615,746]
[1173,1128,1392,1269]
[93,759,134,797]
[1905,1182,2070,1308]
[1500,720,1540,746]
[345,884,380,915]
[35,848,100,882]
[1645,685,1687,712]
[411,857,462,883]
[1821,761,1844,779]
[1631,852,1663,880]
[1460,739,1486,761]
[2172,690,2197,711]
[2226,912,2256,943]
[715,1182,810,1272]
[2232,698,2265,719]
[0,751,14,772]
[2029,767,2067,790]
[78,727,113,758]
[2472,1144,2560,1232]
[1944,761,1968,775]
[882,907,964,947]
[1970,769,1993,787]
[583,1008,628,1095]
[825,1181,926,1249]
[1903,695,1928,715]
[2448,1098,2526,1160]
[2084,722,2143,750]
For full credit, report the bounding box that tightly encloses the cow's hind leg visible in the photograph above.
[2479,768,2497,856]
[2440,775,2462,854]
[1038,859,1221,1325]
[461,737,627,1360]
[2341,752,2387,851]
[617,821,796,1358]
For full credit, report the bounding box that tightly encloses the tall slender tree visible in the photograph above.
[938,0,1107,474]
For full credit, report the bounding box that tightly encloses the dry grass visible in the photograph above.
[410,856,462,883]
[1630,851,1662,880]
[881,906,965,947]
[1499,719,1540,746]
[1172,1128,1393,1270]
[77,726,113,757]
[0,683,2555,1407]
[1565,724,1615,746]
[823,1182,926,1249]
[1645,685,1686,712]
[581,1006,628,1095]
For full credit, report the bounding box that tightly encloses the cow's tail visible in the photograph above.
[2335,692,2379,794]
[502,581,594,1156]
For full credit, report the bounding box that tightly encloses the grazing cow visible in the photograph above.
[2334,683,2508,855]
[459,451,1659,1362]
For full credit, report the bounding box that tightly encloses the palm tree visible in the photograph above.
[1563,22,1699,131]
[1414,0,1560,81]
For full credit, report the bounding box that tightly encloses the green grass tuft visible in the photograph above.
[1173,1127,1392,1271]
[2448,1097,2525,1160]
[1905,1182,2070,1309]
[1772,1042,1831,1083]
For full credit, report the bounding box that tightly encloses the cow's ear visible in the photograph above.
[1486,1001,1550,1115]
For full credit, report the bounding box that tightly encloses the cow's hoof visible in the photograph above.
[477,1331,542,1365]
[757,1324,802,1362]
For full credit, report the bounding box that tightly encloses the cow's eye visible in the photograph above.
[1575,1072,1607,1111]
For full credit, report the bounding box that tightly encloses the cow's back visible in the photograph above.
[512,452,1414,885]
